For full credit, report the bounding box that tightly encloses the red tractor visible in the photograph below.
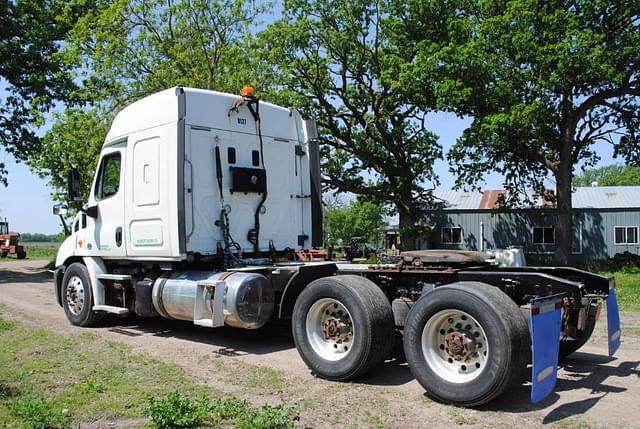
[0,219,26,259]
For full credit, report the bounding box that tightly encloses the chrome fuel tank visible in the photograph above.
[152,270,274,329]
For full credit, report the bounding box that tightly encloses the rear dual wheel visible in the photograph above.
[403,282,530,406]
[292,275,394,380]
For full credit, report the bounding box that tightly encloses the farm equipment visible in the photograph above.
[0,219,26,259]
[51,87,621,407]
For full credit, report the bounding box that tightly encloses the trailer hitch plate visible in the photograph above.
[530,293,564,404]
[606,287,621,357]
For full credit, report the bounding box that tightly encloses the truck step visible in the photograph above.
[194,318,224,328]
[93,305,129,315]
[194,280,225,328]
[97,274,133,281]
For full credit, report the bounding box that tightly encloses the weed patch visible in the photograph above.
[145,393,296,429]
[0,319,16,331]
[8,393,67,429]
[146,392,210,428]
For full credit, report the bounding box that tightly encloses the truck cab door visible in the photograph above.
[89,145,127,258]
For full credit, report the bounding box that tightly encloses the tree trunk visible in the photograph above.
[398,208,417,251]
[555,127,574,266]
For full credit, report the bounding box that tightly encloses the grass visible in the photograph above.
[600,267,640,312]
[448,406,478,426]
[240,364,287,392]
[208,355,287,393]
[360,411,391,429]
[0,315,296,428]
[553,418,597,429]
[22,244,59,260]
[623,326,640,336]
[0,242,59,262]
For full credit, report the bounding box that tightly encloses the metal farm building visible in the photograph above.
[421,186,640,263]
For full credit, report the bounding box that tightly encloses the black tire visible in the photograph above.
[403,282,530,407]
[559,315,596,359]
[0,250,7,258]
[16,251,26,259]
[292,275,394,381]
[61,263,103,327]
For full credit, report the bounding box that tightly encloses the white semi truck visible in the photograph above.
[53,87,621,406]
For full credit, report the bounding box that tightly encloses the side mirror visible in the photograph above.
[53,203,71,237]
[53,203,68,216]
[67,167,82,206]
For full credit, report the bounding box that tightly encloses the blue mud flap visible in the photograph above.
[606,287,621,357]
[530,294,564,404]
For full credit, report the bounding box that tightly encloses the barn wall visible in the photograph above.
[424,208,640,261]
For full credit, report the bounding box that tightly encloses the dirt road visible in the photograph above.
[1,260,638,428]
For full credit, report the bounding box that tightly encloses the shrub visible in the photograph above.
[236,403,294,429]
[146,392,210,429]
[8,394,67,429]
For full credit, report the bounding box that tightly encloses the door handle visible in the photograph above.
[115,227,122,247]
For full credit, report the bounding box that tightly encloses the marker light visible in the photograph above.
[241,86,255,97]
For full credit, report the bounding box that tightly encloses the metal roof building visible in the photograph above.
[421,186,640,263]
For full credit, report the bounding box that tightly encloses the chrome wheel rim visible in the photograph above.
[65,275,85,315]
[306,298,354,361]
[421,309,489,383]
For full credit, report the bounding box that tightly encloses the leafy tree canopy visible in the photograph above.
[64,0,270,106]
[402,0,640,263]
[257,0,443,250]
[29,108,108,205]
[30,0,269,205]
[324,198,387,247]
[19,232,65,242]
[0,0,94,185]
[574,163,640,186]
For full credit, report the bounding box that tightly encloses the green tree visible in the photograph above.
[258,0,443,250]
[64,0,270,105]
[29,109,108,204]
[31,0,269,204]
[574,164,640,186]
[403,0,640,264]
[0,0,95,185]
[19,232,64,242]
[324,198,387,247]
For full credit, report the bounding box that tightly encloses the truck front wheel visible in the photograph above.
[403,282,529,406]
[292,275,394,381]
[61,263,102,327]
